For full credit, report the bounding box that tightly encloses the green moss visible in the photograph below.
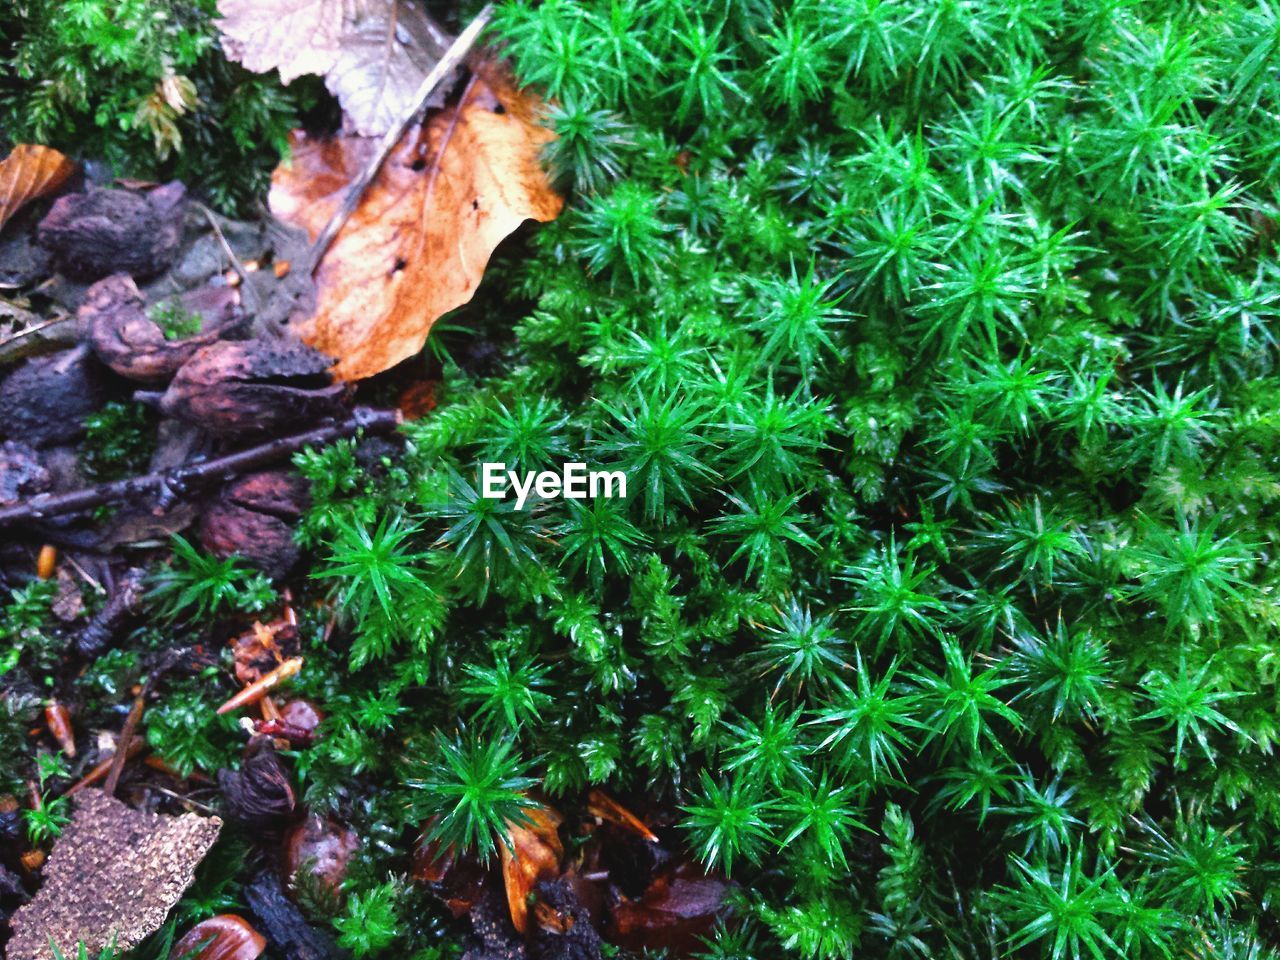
[0,0,309,212]
[276,1,1280,956]
[4,0,1280,956]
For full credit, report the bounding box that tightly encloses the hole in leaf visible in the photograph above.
[411,157,427,172]
[392,258,407,273]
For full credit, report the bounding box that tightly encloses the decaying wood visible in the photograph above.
[0,407,400,531]
[5,790,222,960]
[243,871,344,960]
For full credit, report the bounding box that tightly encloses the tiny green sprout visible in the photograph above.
[147,299,204,341]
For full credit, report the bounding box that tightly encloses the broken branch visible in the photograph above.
[0,407,401,530]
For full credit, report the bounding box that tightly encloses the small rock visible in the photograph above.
[0,348,106,448]
[0,441,50,505]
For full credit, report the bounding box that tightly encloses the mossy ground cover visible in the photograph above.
[5,1,1280,958]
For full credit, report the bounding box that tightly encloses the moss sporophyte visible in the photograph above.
[480,462,628,510]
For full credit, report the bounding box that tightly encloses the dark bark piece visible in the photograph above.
[37,183,186,281]
[5,790,222,960]
[531,878,603,960]
[0,348,106,448]
[159,339,347,438]
[244,870,346,960]
[74,567,145,658]
[83,273,242,384]
[462,885,527,960]
[218,748,297,830]
[0,441,50,505]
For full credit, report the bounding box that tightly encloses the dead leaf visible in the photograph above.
[231,620,289,685]
[0,145,75,233]
[607,862,734,955]
[269,61,564,381]
[410,825,487,917]
[174,915,266,960]
[5,790,222,960]
[501,803,563,935]
[217,0,450,136]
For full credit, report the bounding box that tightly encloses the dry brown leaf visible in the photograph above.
[217,0,449,136]
[607,861,734,954]
[0,145,75,232]
[270,62,564,381]
[500,803,563,935]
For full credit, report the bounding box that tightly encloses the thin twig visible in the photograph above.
[104,692,146,796]
[307,3,495,270]
[148,786,220,816]
[196,202,260,315]
[0,407,401,530]
[64,740,145,798]
[0,316,66,348]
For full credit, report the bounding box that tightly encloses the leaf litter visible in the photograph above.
[270,58,563,381]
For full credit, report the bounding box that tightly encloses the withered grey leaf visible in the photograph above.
[6,790,222,960]
[216,0,347,85]
[217,0,450,136]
